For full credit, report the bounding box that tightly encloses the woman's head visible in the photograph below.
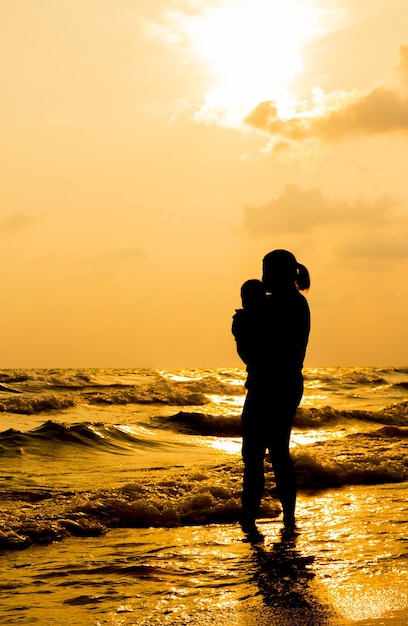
[262,249,310,293]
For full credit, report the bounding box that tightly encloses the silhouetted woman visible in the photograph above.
[233,249,310,535]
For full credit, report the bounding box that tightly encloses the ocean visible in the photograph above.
[0,366,407,625]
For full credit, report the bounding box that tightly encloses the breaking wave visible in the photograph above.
[1,433,408,553]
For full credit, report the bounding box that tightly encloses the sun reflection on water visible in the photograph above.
[205,437,242,455]
[295,484,408,622]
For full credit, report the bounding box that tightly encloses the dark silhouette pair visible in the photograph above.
[232,249,310,538]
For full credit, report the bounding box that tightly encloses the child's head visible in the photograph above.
[240,279,266,309]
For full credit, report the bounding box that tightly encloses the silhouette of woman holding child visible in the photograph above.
[232,249,310,537]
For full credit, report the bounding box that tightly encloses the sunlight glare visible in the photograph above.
[182,0,324,126]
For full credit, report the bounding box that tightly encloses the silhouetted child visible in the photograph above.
[232,279,266,367]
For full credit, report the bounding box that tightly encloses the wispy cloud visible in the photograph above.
[242,184,401,235]
[340,232,408,260]
[0,211,39,233]
[81,246,147,266]
[397,44,408,84]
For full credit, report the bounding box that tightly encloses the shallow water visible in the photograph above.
[0,367,407,624]
[2,484,408,625]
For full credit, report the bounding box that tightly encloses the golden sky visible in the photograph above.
[1,0,407,368]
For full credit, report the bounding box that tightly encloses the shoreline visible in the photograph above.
[1,514,408,625]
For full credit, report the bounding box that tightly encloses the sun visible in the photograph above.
[178,0,324,126]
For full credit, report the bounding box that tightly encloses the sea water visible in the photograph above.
[0,367,407,624]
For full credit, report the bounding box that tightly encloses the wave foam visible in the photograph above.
[1,440,408,553]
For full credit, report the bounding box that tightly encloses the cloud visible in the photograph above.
[340,233,408,260]
[242,185,401,236]
[244,45,408,143]
[245,88,408,141]
[397,44,408,83]
[81,246,147,265]
[0,211,38,233]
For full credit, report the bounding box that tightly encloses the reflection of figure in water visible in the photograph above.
[252,532,336,624]
[232,250,310,537]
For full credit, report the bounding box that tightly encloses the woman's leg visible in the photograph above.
[268,426,296,527]
[268,377,303,527]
